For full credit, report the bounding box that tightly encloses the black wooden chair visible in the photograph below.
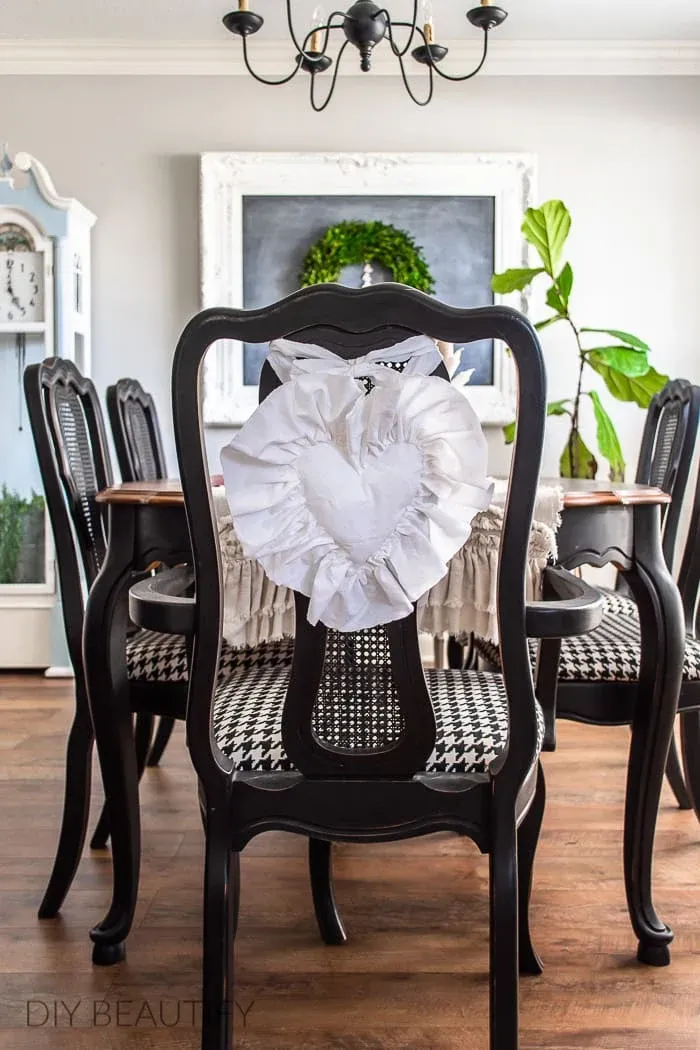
[546,381,700,818]
[470,380,700,808]
[120,286,603,1050]
[24,357,294,919]
[106,377,167,484]
[106,376,175,767]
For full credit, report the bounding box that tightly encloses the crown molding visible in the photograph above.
[0,38,698,77]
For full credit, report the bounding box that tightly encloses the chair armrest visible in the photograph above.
[525,566,604,639]
[129,565,195,636]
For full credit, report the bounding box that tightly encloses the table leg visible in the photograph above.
[623,504,684,965]
[84,505,141,965]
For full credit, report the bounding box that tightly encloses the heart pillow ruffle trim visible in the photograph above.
[221,370,493,632]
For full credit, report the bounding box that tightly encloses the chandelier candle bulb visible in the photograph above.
[421,0,435,41]
[311,5,325,51]
[238,0,249,10]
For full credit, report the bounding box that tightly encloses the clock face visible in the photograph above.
[0,251,44,324]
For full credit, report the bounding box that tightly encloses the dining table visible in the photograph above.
[83,475,683,966]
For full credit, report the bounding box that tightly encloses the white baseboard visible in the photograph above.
[44,665,75,679]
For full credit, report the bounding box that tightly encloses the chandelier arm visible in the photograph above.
[430,30,490,81]
[375,3,419,57]
[310,40,350,112]
[385,22,434,106]
[241,33,302,85]
[284,0,307,53]
[308,12,349,55]
[287,0,346,58]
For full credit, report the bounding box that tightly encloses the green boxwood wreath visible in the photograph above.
[299,220,435,293]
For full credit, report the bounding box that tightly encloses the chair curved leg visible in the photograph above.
[622,529,683,967]
[89,712,155,851]
[679,710,700,820]
[134,712,155,772]
[517,762,545,975]
[87,506,142,967]
[202,811,238,1050]
[447,635,465,669]
[146,716,176,767]
[665,731,693,810]
[38,706,93,918]
[447,633,480,671]
[89,805,111,852]
[309,838,347,946]
[489,816,519,1050]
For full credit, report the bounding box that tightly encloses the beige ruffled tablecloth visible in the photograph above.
[214,480,563,647]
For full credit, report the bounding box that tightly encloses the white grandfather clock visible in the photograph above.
[0,149,96,669]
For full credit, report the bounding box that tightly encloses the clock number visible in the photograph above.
[20,263,24,273]
[32,285,39,295]
[7,311,13,321]
[29,272,35,281]
[29,298,35,307]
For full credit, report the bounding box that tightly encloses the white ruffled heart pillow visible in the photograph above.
[221,370,493,632]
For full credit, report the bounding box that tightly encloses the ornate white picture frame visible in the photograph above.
[200,151,536,426]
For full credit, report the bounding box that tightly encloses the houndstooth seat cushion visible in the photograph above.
[472,590,700,683]
[556,590,700,682]
[126,632,295,685]
[212,666,545,773]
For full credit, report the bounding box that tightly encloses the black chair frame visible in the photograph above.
[550,380,700,807]
[23,358,187,918]
[466,379,700,809]
[537,381,700,781]
[106,377,167,484]
[632,379,700,807]
[107,375,175,767]
[115,285,602,1050]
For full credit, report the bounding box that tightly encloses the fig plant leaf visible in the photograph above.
[588,391,625,481]
[580,327,649,351]
[534,316,563,333]
[493,199,669,480]
[522,200,572,276]
[559,429,598,480]
[503,399,571,446]
[588,346,650,377]
[491,267,545,294]
[591,361,668,408]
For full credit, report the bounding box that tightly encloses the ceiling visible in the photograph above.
[1,0,698,41]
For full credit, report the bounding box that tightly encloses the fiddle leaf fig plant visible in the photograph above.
[493,200,668,480]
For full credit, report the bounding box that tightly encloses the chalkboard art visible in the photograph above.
[241,194,496,387]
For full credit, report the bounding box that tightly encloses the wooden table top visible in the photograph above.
[96,477,671,509]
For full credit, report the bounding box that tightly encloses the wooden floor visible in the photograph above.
[1,675,699,1050]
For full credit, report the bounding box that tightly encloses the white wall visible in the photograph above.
[1,74,698,477]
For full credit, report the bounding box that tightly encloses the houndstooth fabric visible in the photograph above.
[212,666,545,773]
[472,589,700,683]
[126,632,295,684]
[556,590,700,682]
[356,358,408,394]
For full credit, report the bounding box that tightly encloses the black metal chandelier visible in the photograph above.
[223,0,508,110]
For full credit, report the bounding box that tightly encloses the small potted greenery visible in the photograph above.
[492,200,668,480]
[0,486,45,584]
